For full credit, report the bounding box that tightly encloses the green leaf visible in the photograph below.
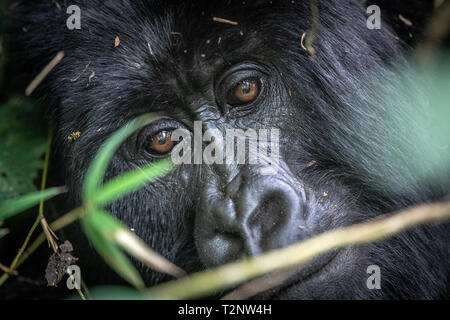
[81,210,145,289]
[82,114,158,203]
[92,158,174,206]
[0,98,47,202]
[115,225,185,278]
[0,187,66,221]
[426,61,450,173]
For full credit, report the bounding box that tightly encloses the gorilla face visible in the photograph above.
[7,0,449,299]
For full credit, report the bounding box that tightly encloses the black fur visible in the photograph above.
[4,0,449,299]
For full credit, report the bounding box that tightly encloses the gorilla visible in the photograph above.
[3,0,449,299]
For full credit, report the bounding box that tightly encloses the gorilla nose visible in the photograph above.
[196,175,305,267]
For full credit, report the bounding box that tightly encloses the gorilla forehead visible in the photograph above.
[67,0,310,87]
[54,0,321,130]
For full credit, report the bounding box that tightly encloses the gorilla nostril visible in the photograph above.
[199,178,303,266]
[244,182,302,252]
[248,196,283,238]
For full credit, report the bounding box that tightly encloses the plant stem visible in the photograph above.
[0,132,53,281]
[0,206,88,287]
[146,201,450,300]
[38,131,59,253]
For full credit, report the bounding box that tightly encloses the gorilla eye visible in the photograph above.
[228,78,261,106]
[149,130,175,155]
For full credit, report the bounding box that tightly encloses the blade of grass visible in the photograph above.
[91,158,174,206]
[81,210,145,289]
[0,202,184,287]
[115,228,185,278]
[82,209,184,284]
[0,187,67,221]
[83,114,159,203]
[145,201,450,299]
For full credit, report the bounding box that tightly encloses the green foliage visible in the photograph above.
[93,158,173,206]
[83,114,159,202]
[0,112,177,292]
[80,113,177,288]
[0,187,65,220]
[81,210,145,289]
[0,111,177,293]
[0,98,47,202]
[0,12,447,296]
[392,57,450,183]
[426,61,450,173]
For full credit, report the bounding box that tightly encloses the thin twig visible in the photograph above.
[221,267,299,300]
[212,17,239,26]
[67,270,86,300]
[2,131,54,278]
[304,0,319,56]
[38,132,59,252]
[0,263,18,275]
[0,206,88,287]
[70,62,91,82]
[25,51,64,96]
[0,132,56,286]
[147,42,154,56]
[0,263,45,286]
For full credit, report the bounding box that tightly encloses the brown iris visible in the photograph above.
[150,131,175,155]
[232,79,260,104]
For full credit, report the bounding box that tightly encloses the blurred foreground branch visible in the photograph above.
[147,200,450,299]
[416,0,450,65]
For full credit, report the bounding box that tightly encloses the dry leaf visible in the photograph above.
[213,17,238,25]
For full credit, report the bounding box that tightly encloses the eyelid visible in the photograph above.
[136,118,185,154]
[216,61,266,83]
[141,118,184,135]
[216,63,265,90]
[215,64,267,109]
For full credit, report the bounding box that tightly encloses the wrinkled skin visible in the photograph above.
[5,0,450,299]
